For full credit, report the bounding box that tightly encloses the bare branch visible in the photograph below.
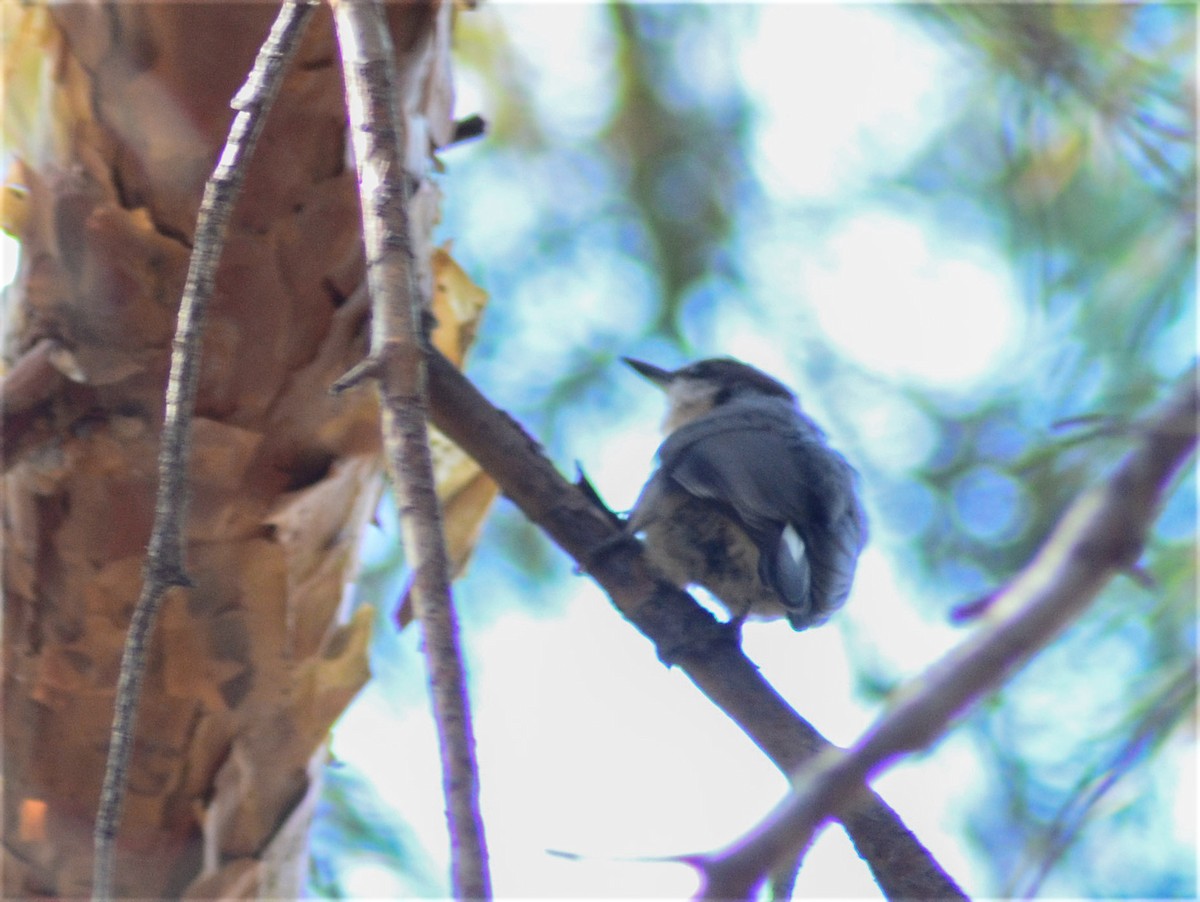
[424,350,968,901]
[331,1,491,898]
[698,368,1199,900]
[90,3,319,899]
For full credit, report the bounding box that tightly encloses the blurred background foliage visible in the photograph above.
[312,3,1194,898]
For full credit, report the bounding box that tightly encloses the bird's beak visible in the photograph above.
[622,357,674,388]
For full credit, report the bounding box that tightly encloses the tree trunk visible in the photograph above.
[2,2,454,896]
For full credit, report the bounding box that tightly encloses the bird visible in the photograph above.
[623,356,867,631]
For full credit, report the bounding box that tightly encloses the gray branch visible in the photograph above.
[330,1,492,898]
[91,3,319,900]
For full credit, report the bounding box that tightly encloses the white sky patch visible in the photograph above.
[471,594,784,896]
[452,56,486,125]
[741,5,958,201]
[848,389,939,473]
[331,682,448,866]
[578,403,664,511]
[488,3,616,143]
[841,547,963,679]
[803,209,1023,390]
[1169,738,1197,852]
[0,233,19,286]
[746,619,872,744]
[340,857,420,901]
[722,324,801,389]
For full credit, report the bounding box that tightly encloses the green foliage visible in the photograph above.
[603,4,755,338]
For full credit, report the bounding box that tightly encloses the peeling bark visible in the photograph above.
[2,3,455,896]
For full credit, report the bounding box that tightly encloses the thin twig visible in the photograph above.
[423,350,967,901]
[90,3,318,899]
[697,369,1198,900]
[330,2,491,898]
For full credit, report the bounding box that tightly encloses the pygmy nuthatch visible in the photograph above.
[623,356,867,631]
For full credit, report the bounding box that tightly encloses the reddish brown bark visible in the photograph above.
[2,3,454,896]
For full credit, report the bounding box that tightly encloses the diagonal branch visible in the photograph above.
[424,350,967,900]
[90,3,319,900]
[697,368,1198,900]
[330,1,491,898]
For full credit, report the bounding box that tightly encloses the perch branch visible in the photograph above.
[423,351,967,900]
[697,368,1199,900]
[330,1,491,898]
[90,3,318,899]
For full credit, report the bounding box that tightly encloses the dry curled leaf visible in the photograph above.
[398,246,498,626]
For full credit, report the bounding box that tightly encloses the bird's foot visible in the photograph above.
[718,612,748,647]
[575,530,640,575]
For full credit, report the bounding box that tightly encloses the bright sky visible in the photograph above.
[0,233,17,285]
[741,5,1025,393]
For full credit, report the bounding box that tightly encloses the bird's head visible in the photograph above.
[623,356,795,433]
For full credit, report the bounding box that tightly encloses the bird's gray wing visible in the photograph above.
[658,406,866,626]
